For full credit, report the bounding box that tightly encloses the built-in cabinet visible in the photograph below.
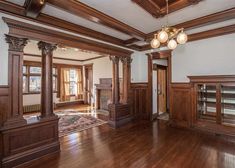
[189,76,235,136]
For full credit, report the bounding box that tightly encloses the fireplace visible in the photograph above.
[95,78,123,111]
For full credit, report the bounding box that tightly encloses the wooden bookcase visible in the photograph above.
[189,75,235,136]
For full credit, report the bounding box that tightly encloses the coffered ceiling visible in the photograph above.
[3,0,235,51]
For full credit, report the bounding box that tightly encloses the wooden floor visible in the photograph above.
[24,121,235,168]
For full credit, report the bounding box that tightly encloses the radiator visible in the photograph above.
[23,104,41,113]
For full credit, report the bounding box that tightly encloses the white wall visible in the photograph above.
[131,52,148,83]
[172,33,235,83]
[0,14,9,85]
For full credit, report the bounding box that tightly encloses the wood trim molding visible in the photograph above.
[141,24,235,51]
[0,1,127,47]
[132,0,202,18]
[3,17,133,57]
[47,0,145,39]
[24,53,107,62]
[146,7,235,39]
[24,0,47,18]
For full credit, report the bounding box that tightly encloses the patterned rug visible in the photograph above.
[57,111,107,137]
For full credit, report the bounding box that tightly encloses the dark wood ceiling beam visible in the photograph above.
[47,0,146,39]
[24,0,47,18]
[124,38,140,45]
[141,24,235,51]
[4,17,133,57]
[132,0,162,18]
[146,7,235,40]
[0,1,127,47]
[160,0,203,15]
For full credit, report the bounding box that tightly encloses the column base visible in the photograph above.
[108,103,133,128]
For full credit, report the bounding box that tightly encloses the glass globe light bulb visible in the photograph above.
[157,30,168,43]
[177,32,188,44]
[150,38,160,49]
[167,39,177,50]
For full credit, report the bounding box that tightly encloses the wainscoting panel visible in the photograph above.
[170,83,192,128]
[0,86,9,127]
[130,83,149,120]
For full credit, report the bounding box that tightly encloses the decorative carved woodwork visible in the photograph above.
[47,0,145,39]
[38,41,57,119]
[24,0,46,18]
[132,0,203,18]
[121,56,132,103]
[110,56,120,104]
[170,83,192,128]
[130,83,149,119]
[3,17,133,57]
[4,35,28,128]
[0,0,126,47]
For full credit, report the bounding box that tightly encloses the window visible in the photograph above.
[60,68,83,101]
[23,63,58,94]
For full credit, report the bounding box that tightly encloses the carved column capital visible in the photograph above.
[38,41,57,55]
[120,56,132,65]
[5,34,28,52]
[109,55,119,64]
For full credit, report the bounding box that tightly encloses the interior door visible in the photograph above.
[157,67,167,114]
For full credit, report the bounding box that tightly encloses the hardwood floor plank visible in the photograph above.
[23,121,235,168]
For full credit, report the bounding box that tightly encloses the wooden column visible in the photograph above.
[38,41,57,119]
[121,56,132,104]
[4,35,28,127]
[110,55,120,104]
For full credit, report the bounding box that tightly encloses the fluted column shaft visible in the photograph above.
[110,56,120,104]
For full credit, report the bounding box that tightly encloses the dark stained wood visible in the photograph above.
[189,75,235,137]
[38,41,57,119]
[24,0,46,18]
[170,83,192,128]
[24,53,107,62]
[3,17,133,57]
[120,56,132,104]
[0,35,60,168]
[132,0,202,18]
[4,35,28,128]
[0,1,126,47]
[110,56,120,104]
[20,121,235,168]
[47,0,145,39]
[0,86,10,127]
[130,83,149,120]
[123,37,140,45]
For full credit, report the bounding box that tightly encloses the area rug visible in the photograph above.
[56,111,107,137]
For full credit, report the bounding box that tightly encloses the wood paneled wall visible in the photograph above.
[0,86,9,127]
[170,83,192,128]
[130,83,149,120]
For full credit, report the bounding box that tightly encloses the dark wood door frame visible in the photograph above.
[156,65,168,116]
[147,51,172,121]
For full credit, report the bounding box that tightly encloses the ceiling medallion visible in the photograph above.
[151,0,188,50]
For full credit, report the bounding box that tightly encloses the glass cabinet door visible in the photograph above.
[197,84,217,122]
[221,84,235,125]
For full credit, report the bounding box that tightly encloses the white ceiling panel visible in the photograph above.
[79,0,235,33]
[41,4,132,40]
[6,0,25,6]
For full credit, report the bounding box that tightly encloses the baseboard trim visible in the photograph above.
[2,141,60,168]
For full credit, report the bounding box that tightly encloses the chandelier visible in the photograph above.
[150,0,188,50]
